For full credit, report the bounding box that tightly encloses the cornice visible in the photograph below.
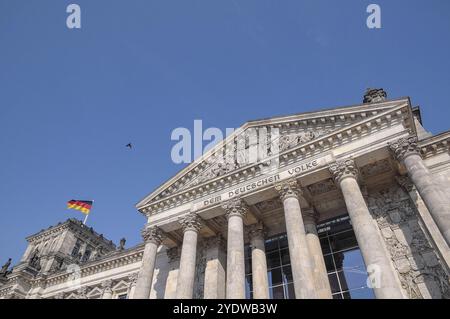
[418,130,450,159]
[44,244,144,288]
[137,101,413,217]
[0,273,34,297]
[26,222,71,243]
[26,219,116,250]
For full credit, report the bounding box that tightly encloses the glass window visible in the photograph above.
[266,251,280,269]
[282,266,293,284]
[265,239,278,253]
[81,250,91,262]
[269,267,283,286]
[340,249,366,272]
[320,237,331,254]
[286,283,295,299]
[245,274,252,293]
[280,248,290,265]
[272,286,285,299]
[278,236,288,249]
[243,215,374,299]
[328,273,340,293]
[340,269,367,291]
[347,287,375,299]
[71,240,82,257]
[245,257,252,275]
[318,215,375,299]
[323,254,334,272]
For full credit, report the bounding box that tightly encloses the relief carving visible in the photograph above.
[184,127,332,189]
[279,128,331,152]
[367,185,450,299]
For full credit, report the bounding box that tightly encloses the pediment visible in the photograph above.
[112,280,129,291]
[137,98,411,211]
[65,292,78,299]
[86,287,103,298]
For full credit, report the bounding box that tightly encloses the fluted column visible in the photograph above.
[127,273,138,299]
[390,136,450,246]
[102,280,113,299]
[133,226,164,299]
[203,235,226,299]
[222,198,248,299]
[247,222,270,299]
[329,159,403,299]
[302,208,332,299]
[275,179,317,299]
[176,212,202,299]
[165,247,181,299]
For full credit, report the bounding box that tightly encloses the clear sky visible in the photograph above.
[1,0,450,264]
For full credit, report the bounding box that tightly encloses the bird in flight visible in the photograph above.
[126,143,132,149]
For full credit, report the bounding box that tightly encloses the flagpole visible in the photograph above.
[83,213,89,225]
[82,200,94,225]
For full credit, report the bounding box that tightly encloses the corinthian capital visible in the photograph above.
[179,212,203,233]
[275,179,302,201]
[222,197,248,219]
[141,226,164,245]
[329,159,358,184]
[388,136,421,162]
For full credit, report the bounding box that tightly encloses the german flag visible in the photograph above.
[67,200,93,215]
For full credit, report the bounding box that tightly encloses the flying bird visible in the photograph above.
[126,143,132,149]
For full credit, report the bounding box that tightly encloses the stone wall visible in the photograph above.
[367,184,450,298]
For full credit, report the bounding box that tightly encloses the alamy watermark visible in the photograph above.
[66,4,81,29]
[367,4,381,29]
[171,120,280,174]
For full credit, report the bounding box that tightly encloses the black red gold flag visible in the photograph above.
[67,200,93,215]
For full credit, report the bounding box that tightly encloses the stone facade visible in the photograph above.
[1,90,450,299]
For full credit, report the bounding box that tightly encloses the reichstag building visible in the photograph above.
[1,89,449,299]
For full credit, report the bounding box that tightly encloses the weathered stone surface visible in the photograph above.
[368,185,450,299]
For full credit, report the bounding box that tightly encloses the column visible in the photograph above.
[164,247,181,299]
[247,222,270,299]
[222,198,248,299]
[102,280,113,299]
[329,159,404,299]
[390,136,450,246]
[133,226,164,299]
[275,179,317,299]
[203,235,226,299]
[127,273,138,299]
[176,212,202,299]
[302,209,332,299]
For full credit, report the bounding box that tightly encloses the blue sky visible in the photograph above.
[1,0,450,264]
